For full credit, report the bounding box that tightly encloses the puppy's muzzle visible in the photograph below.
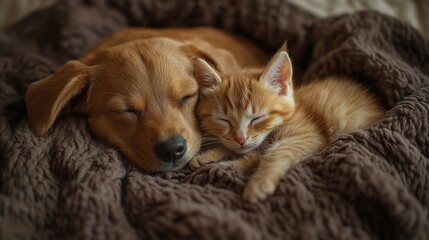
[154,135,187,163]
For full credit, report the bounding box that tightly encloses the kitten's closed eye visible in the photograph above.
[251,115,266,124]
[216,117,230,124]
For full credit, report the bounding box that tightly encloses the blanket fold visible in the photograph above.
[1,0,428,239]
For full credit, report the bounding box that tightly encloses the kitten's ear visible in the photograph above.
[194,58,222,91]
[259,49,293,97]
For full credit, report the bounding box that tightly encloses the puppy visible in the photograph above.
[26,27,268,172]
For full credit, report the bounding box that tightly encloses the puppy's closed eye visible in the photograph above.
[178,93,197,107]
[112,109,141,120]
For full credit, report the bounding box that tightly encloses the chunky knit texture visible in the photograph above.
[1,0,428,239]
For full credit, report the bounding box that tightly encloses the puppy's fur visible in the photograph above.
[26,27,268,171]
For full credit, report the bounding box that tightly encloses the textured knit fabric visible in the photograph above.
[0,0,428,239]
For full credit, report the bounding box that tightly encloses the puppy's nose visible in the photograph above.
[154,136,187,162]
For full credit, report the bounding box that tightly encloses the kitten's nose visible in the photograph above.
[154,136,187,162]
[234,136,247,147]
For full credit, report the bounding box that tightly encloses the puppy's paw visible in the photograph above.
[243,177,278,202]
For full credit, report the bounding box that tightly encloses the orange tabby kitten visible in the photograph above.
[191,47,384,202]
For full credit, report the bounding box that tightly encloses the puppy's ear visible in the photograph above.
[26,60,91,136]
[194,58,222,93]
[182,41,239,74]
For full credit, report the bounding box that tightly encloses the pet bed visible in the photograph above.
[0,0,428,239]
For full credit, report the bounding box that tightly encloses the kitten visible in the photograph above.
[191,47,384,202]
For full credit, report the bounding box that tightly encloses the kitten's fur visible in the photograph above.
[191,47,384,202]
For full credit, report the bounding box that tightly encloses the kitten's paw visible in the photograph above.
[189,155,215,169]
[243,177,277,202]
[219,160,244,173]
[189,149,226,170]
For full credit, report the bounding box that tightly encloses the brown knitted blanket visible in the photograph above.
[1,1,428,239]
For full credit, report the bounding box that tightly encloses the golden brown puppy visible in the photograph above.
[26,27,268,171]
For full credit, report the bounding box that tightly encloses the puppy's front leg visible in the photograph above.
[190,148,227,169]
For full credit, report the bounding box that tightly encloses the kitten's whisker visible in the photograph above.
[203,140,220,143]
[201,139,219,143]
[201,143,221,148]
[201,136,218,140]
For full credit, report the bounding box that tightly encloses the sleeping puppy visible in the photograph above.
[26,27,268,171]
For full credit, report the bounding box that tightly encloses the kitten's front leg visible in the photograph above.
[189,148,227,169]
[220,151,260,174]
[243,134,323,202]
[242,157,284,202]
